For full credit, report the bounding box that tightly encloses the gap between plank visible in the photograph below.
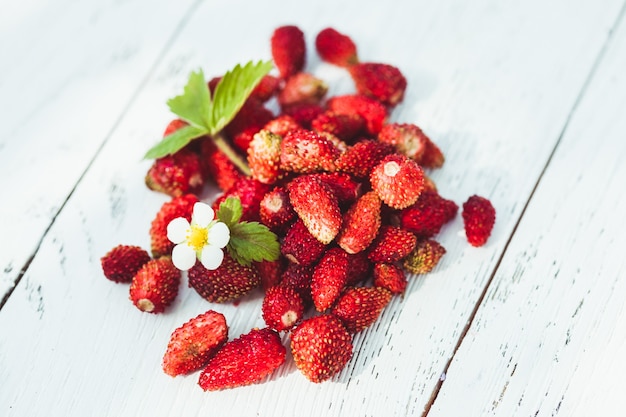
[0,0,206,312]
[421,2,626,415]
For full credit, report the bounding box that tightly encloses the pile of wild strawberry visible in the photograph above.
[100,26,496,390]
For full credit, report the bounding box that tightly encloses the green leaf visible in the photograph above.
[216,197,243,228]
[209,60,273,134]
[143,124,207,159]
[226,221,280,266]
[166,69,212,129]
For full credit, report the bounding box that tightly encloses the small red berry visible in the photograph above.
[101,245,151,283]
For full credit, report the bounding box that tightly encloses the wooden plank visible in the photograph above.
[427,7,626,417]
[0,0,623,416]
[0,0,200,298]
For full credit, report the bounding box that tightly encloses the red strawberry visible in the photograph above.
[271,25,306,79]
[280,129,340,173]
[403,239,446,274]
[281,102,325,129]
[290,314,353,383]
[311,111,365,143]
[232,126,261,153]
[162,310,228,377]
[462,195,496,247]
[315,27,359,67]
[311,247,350,311]
[101,244,151,283]
[373,263,407,294]
[345,251,373,286]
[255,257,286,290]
[349,62,407,107]
[162,118,188,137]
[199,328,286,391]
[311,171,361,205]
[263,114,301,137]
[335,139,395,178]
[251,74,280,102]
[331,286,392,333]
[262,286,305,331]
[200,138,245,192]
[337,191,382,254]
[224,97,274,146]
[367,225,417,263]
[370,154,425,209]
[187,253,261,303]
[211,177,271,222]
[145,149,204,197]
[278,72,328,107]
[247,129,283,184]
[378,123,444,168]
[279,263,314,307]
[288,175,342,244]
[400,190,458,238]
[129,257,180,313]
[327,94,387,135]
[149,194,199,258]
[259,186,296,233]
[280,219,326,266]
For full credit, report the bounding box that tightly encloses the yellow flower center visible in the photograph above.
[187,225,209,251]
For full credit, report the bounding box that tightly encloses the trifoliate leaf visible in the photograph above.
[216,197,243,228]
[143,124,207,159]
[166,69,212,129]
[226,221,280,266]
[209,60,273,134]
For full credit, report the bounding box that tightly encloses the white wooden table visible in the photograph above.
[2,0,626,415]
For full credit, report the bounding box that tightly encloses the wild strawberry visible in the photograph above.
[373,263,407,294]
[315,27,359,67]
[278,72,328,107]
[462,195,496,247]
[331,286,392,333]
[262,286,305,331]
[403,239,446,274]
[199,328,286,391]
[335,139,395,178]
[129,257,180,313]
[280,129,340,173]
[259,187,296,233]
[232,126,260,153]
[263,114,301,137]
[145,149,204,197]
[327,94,387,135]
[311,172,361,205]
[281,102,325,129]
[288,175,342,245]
[311,247,350,311]
[279,263,314,307]
[162,310,228,377]
[187,253,261,303]
[251,74,280,102]
[370,154,425,209]
[345,251,373,286]
[162,118,188,137]
[199,138,244,192]
[378,123,444,168]
[212,177,271,222]
[280,219,326,266]
[149,194,199,258]
[101,244,151,283]
[224,97,274,145]
[349,62,407,107]
[255,257,286,290]
[311,111,365,143]
[337,191,382,254]
[247,130,283,184]
[291,314,353,383]
[400,190,458,238]
[367,225,417,263]
[271,25,306,79]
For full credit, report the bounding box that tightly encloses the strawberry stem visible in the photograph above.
[212,132,251,177]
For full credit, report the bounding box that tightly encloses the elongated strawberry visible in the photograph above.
[280,219,326,266]
[145,149,204,197]
[378,123,444,168]
[311,111,365,143]
[162,310,228,377]
[101,245,151,283]
[129,257,180,313]
[247,129,283,184]
[400,190,458,238]
[311,171,361,205]
[271,25,306,79]
[280,129,340,173]
[199,328,286,391]
[373,263,407,294]
[278,72,328,107]
[291,314,353,383]
[462,195,496,247]
[367,225,417,263]
[327,94,387,135]
[251,74,280,102]
[188,253,261,303]
[335,139,395,178]
[311,247,350,311]
[337,191,382,254]
[149,194,199,258]
[370,154,425,209]
[315,27,359,67]
[262,286,304,331]
[331,286,392,333]
[288,175,342,244]
[349,62,407,107]
[403,239,446,274]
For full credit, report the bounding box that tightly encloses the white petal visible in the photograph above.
[200,246,224,270]
[192,202,214,228]
[208,222,230,248]
[171,244,197,271]
[167,217,190,244]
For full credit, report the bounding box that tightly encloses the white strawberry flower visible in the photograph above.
[166,202,230,271]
